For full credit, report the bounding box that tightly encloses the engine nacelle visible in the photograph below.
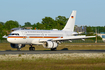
[43,41,58,48]
[10,43,25,48]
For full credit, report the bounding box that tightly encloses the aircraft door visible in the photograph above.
[22,31,29,43]
[22,31,27,39]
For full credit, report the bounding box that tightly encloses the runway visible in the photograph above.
[0,50,105,54]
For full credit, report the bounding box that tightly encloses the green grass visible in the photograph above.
[0,43,105,70]
[0,43,105,51]
[0,58,105,70]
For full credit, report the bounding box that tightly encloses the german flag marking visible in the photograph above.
[71,16,74,18]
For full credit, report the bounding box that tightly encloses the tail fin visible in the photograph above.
[62,11,76,31]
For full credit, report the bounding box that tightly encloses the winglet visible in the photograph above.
[62,11,76,31]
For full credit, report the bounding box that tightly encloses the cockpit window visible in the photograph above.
[9,33,19,36]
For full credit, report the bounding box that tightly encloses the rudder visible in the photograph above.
[62,11,76,31]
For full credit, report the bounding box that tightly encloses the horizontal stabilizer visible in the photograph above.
[3,35,8,38]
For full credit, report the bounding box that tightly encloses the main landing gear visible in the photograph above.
[51,48,57,51]
[29,44,35,51]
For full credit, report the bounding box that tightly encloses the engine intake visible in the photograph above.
[43,41,58,48]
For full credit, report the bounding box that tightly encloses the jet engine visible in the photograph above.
[10,43,25,48]
[43,41,58,48]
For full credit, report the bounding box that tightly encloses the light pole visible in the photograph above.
[95,29,97,43]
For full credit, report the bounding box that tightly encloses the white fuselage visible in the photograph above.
[4,11,95,51]
[7,30,77,44]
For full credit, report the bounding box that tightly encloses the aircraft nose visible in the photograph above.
[7,37,14,43]
[7,37,17,43]
[7,38,11,43]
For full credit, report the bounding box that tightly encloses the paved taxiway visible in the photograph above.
[0,50,105,54]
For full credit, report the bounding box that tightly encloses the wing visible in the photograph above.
[39,35,96,42]
[52,36,96,41]
[3,35,8,38]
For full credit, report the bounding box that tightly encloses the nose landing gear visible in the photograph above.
[17,44,22,51]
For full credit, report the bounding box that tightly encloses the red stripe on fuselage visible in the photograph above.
[8,36,27,38]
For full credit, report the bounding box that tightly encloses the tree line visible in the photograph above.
[23,16,68,30]
[0,15,105,40]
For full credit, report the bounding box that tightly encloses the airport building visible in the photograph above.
[11,27,32,32]
[97,32,105,42]
[74,26,87,34]
[11,28,25,32]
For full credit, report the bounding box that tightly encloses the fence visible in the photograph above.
[0,40,8,43]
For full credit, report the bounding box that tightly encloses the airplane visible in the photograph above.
[4,11,95,51]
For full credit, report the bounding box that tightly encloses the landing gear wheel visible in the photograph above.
[17,48,21,51]
[29,47,31,51]
[29,47,35,51]
[32,47,35,51]
[29,44,35,51]
[51,48,56,51]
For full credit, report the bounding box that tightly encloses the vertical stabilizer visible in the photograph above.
[62,11,76,31]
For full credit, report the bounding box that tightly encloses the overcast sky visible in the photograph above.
[0,0,105,26]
